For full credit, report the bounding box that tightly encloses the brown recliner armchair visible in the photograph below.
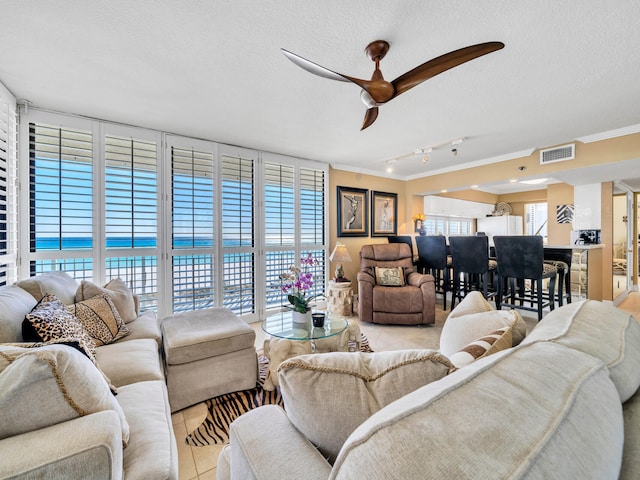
[358,243,436,325]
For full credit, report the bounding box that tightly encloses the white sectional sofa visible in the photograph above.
[0,272,178,480]
[218,298,640,479]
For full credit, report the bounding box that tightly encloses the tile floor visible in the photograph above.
[172,293,640,479]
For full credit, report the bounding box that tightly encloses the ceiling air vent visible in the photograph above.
[539,143,575,165]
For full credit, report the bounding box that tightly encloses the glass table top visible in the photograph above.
[262,310,348,341]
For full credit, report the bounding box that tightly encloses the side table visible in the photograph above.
[327,280,353,316]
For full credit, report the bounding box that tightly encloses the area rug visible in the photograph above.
[186,334,372,446]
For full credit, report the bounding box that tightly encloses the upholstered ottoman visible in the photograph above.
[161,307,257,412]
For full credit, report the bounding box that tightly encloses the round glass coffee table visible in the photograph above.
[262,310,348,341]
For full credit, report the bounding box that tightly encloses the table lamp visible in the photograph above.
[329,243,353,282]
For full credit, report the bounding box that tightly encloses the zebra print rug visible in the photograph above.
[185,334,372,446]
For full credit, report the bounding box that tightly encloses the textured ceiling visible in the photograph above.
[1,0,639,185]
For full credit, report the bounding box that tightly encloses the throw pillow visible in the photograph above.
[278,349,454,463]
[448,325,513,368]
[22,293,97,364]
[447,291,494,319]
[76,278,137,323]
[0,344,129,445]
[68,293,130,346]
[374,266,405,286]
[15,271,79,305]
[440,308,525,358]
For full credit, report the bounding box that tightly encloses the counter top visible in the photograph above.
[544,244,605,250]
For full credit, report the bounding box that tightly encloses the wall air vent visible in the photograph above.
[539,143,575,165]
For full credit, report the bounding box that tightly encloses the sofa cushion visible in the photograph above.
[117,380,178,480]
[278,349,453,463]
[0,344,129,444]
[0,285,38,343]
[22,293,97,364]
[333,342,623,479]
[76,278,137,324]
[522,300,640,402]
[374,267,405,286]
[68,294,130,346]
[96,338,164,387]
[16,271,79,305]
[118,310,161,347]
[448,324,513,368]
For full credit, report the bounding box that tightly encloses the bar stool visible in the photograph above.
[543,248,572,306]
[449,235,495,309]
[415,235,452,310]
[387,235,415,259]
[493,235,557,321]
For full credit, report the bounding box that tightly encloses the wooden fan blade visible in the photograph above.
[391,41,505,98]
[361,107,379,130]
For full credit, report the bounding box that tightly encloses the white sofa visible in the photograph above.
[0,272,178,480]
[218,299,640,479]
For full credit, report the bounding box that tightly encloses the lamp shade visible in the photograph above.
[329,244,352,263]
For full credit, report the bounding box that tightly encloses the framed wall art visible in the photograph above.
[371,190,398,236]
[556,204,574,224]
[337,186,368,237]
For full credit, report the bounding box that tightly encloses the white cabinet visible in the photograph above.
[423,196,494,218]
[477,215,523,245]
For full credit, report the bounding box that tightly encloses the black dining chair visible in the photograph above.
[415,235,452,310]
[448,235,495,309]
[387,236,415,259]
[493,235,557,321]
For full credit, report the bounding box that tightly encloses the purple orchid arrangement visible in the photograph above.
[281,253,321,313]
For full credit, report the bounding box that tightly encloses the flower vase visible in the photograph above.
[292,310,312,325]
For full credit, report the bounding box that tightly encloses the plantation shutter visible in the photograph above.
[105,135,157,248]
[299,168,326,299]
[264,163,295,246]
[104,135,158,310]
[263,162,295,310]
[171,145,215,312]
[28,122,94,278]
[0,90,17,285]
[221,153,255,314]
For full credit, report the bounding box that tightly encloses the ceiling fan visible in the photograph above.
[282,40,504,130]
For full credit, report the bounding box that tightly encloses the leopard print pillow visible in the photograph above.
[68,293,130,346]
[22,293,97,364]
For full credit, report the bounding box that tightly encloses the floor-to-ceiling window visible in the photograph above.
[19,109,328,319]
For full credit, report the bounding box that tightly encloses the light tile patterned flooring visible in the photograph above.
[172,293,640,479]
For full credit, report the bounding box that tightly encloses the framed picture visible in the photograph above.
[371,190,398,236]
[556,204,574,224]
[337,186,368,237]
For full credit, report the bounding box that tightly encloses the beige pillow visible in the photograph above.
[76,278,137,323]
[68,294,130,346]
[374,266,405,286]
[448,325,513,368]
[447,291,493,319]
[0,344,129,445]
[440,308,525,358]
[16,271,79,305]
[278,349,453,463]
